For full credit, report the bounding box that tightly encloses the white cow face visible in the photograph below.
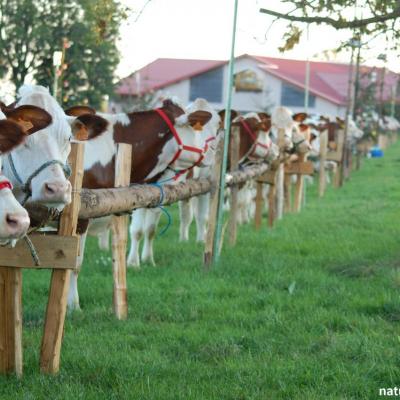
[173,98,220,169]
[3,86,73,207]
[271,107,295,151]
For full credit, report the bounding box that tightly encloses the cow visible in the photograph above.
[270,107,313,219]
[63,98,217,309]
[2,85,110,210]
[178,99,221,242]
[0,104,53,244]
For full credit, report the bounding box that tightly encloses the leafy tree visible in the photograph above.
[260,1,400,51]
[0,0,128,108]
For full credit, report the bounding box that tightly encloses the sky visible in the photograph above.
[116,0,400,79]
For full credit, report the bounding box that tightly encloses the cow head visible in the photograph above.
[3,86,108,208]
[174,98,220,169]
[0,108,48,243]
[218,109,239,130]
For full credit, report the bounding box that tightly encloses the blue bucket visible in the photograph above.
[370,146,384,158]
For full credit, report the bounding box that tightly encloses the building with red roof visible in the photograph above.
[115,54,399,117]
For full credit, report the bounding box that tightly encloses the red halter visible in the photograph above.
[239,118,271,158]
[0,178,13,191]
[155,108,213,179]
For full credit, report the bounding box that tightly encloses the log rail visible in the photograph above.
[25,162,270,223]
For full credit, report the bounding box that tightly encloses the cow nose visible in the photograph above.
[42,180,72,203]
[5,212,30,238]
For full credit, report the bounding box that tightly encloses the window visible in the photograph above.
[189,68,223,102]
[281,83,315,107]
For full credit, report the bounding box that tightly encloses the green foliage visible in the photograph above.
[1,141,400,398]
[0,0,128,108]
[267,1,400,53]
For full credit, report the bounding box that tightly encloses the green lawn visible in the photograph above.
[1,143,400,399]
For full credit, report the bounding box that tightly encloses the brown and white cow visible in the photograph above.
[64,98,217,309]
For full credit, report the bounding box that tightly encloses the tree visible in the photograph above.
[259,1,400,51]
[0,0,128,108]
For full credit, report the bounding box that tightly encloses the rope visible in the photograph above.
[148,182,173,236]
[23,235,41,266]
[157,206,172,237]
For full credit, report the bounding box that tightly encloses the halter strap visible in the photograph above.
[7,153,71,205]
[239,118,271,159]
[289,138,306,154]
[155,108,212,180]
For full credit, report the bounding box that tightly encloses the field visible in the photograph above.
[1,143,400,399]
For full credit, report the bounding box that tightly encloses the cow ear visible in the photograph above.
[258,112,271,121]
[5,105,52,134]
[293,112,308,122]
[0,120,26,153]
[0,101,8,114]
[65,105,96,117]
[298,123,309,132]
[70,114,108,140]
[336,117,345,128]
[187,111,212,131]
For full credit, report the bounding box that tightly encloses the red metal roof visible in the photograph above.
[117,58,226,96]
[116,55,399,106]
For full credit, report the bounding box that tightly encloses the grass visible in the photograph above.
[1,143,400,399]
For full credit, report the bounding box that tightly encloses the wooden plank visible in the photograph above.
[318,130,328,198]
[40,141,84,374]
[112,143,132,320]
[0,267,23,377]
[204,135,224,268]
[257,170,276,185]
[228,127,240,244]
[254,182,263,230]
[285,161,314,175]
[0,236,79,269]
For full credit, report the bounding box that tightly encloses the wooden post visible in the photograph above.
[276,128,286,220]
[318,130,328,197]
[293,154,306,213]
[283,172,292,213]
[204,136,224,268]
[254,181,263,230]
[40,141,84,374]
[0,268,22,376]
[228,127,240,245]
[111,144,132,320]
[326,129,344,188]
[255,169,276,229]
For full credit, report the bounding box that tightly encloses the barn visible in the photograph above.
[115,54,400,117]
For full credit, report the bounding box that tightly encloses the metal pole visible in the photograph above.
[353,39,362,117]
[339,43,356,187]
[391,86,396,118]
[212,0,239,264]
[304,24,310,112]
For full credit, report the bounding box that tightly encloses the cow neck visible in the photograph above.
[239,118,270,161]
[155,108,213,181]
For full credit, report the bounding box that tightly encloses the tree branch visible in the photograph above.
[259,6,400,29]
